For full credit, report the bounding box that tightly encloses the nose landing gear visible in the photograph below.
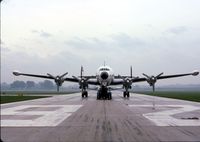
[97,87,112,100]
[123,91,130,98]
[82,90,88,98]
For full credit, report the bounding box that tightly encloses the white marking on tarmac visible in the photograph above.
[1,105,82,127]
[129,105,200,126]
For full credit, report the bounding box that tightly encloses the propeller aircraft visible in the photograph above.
[13,65,199,100]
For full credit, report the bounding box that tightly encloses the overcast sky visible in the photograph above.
[1,0,200,86]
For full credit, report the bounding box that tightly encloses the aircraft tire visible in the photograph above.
[107,92,110,100]
[97,91,101,100]
[127,92,130,98]
[123,92,126,98]
[109,92,112,100]
[85,91,88,97]
[82,91,88,98]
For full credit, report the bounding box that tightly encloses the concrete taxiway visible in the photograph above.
[1,91,200,142]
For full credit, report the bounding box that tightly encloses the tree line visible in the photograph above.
[1,80,56,91]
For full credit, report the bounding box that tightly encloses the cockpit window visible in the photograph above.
[100,68,109,71]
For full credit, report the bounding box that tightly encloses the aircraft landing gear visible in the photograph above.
[97,87,112,100]
[123,91,130,98]
[108,92,112,100]
[82,90,88,98]
[97,91,101,100]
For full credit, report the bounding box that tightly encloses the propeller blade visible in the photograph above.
[142,73,150,79]
[152,84,155,92]
[85,77,90,81]
[80,66,84,78]
[47,73,56,79]
[72,76,80,81]
[60,72,68,78]
[131,76,139,81]
[130,66,132,78]
[118,75,125,80]
[57,85,60,92]
[156,72,164,78]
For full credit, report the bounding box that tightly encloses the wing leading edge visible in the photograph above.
[13,71,99,85]
[111,70,199,85]
[13,70,199,85]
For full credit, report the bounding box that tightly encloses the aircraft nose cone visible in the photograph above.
[101,72,109,80]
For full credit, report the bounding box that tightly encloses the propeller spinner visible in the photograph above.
[47,72,68,92]
[121,66,137,89]
[143,72,164,92]
[72,66,89,90]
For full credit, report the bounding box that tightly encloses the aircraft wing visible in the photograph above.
[87,79,99,85]
[88,86,123,91]
[157,72,199,80]
[111,71,199,84]
[13,70,198,85]
[132,71,199,83]
[63,77,80,82]
[13,71,80,82]
[13,71,54,79]
[110,79,124,85]
[13,71,100,85]
[109,87,123,90]
[79,75,96,79]
[64,77,99,85]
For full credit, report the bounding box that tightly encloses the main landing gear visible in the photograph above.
[97,87,112,100]
[123,91,130,98]
[82,90,88,98]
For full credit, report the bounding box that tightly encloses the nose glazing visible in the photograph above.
[101,72,108,80]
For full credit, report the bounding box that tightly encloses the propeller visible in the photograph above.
[120,66,137,90]
[130,66,133,78]
[73,76,89,90]
[47,72,68,92]
[72,66,89,91]
[142,72,164,92]
[122,77,132,89]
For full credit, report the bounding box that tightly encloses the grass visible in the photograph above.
[135,91,200,102]
[1,90,80,95]
[0,90,80,104]
[2,91,199,103]
[0,96,51,104]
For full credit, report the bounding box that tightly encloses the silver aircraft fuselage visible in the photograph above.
[96,66,114,87]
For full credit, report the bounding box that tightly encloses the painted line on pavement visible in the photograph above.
[1,105,82,127]
[129,105,200,126]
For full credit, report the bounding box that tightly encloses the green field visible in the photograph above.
[0,90,80,104]
[1,90,80,95]
[0,96,51,104]
[135,91,200,102]
[1,91,200,104]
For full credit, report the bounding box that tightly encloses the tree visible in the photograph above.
[10,81,26,89]
[26,81,35,89]
[39,80,54,89]
[1,82,10,90]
